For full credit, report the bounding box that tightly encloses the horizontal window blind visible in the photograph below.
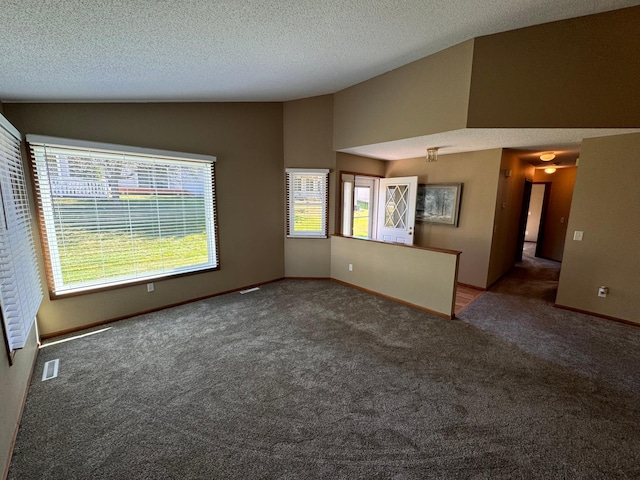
[0,116,43,352]
[286,168,329,238]
[27,135,218,296]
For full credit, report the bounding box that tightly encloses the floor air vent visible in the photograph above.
[239,287,260,295]
[42,359,59,381]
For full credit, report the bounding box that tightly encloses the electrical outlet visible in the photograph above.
[348,264,353,272]
[147,282,154,292]
[598,286,608,298]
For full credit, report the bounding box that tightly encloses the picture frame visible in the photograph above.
[416,183,463,227]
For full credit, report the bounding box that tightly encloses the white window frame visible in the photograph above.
[342,174,354,236]
[27,135,218,297]
[286,168,330,239]
[341,173,379,240]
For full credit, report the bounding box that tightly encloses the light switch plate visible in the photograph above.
[573,231,584,241]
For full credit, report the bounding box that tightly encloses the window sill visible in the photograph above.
[286,235,329,239]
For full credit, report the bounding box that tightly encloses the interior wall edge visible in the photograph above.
[330,278,452,320]
[554,304,640,328]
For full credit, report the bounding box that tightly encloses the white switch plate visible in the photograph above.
[573,231,584,241]
[147,282,154,292]
[348,264,353,271]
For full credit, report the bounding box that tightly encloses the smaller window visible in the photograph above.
[341,173,378,239]
[286,168,329,238]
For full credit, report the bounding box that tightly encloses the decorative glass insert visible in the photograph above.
[384,185,408,228]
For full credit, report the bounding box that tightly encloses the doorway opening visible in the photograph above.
[517,180,556,263]
[525,182,551,260]
[341,173,418,245]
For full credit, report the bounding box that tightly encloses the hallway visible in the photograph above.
[458,242,640,396]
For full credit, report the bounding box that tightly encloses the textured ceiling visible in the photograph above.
[1,0,639,102]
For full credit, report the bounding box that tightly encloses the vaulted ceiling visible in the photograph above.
[1,1,639,102]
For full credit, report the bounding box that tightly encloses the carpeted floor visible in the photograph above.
[460,243,640,396]
[8,246,640,479]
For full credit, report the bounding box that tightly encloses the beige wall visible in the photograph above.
[1,328,38,479]
[330,236,459,318]
[487,150,534,286]
[385,149,502,288]
[556,133,640,323]
[1,108,38,479]
[333,40,474,150]
[533,167,577,261]
[3,102,285,336]
[467,6,640,128]
[336,152,386,177]
[283,95,335,278]
[334,6,640,150]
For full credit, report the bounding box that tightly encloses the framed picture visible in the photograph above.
[416,183,463,226]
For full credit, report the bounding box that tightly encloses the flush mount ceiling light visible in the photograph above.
[540,153,556,161]
[426,147,438,162]
[544,167,557,174]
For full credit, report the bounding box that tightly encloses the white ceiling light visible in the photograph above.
[540,153,556,161]
[544,167,557,174]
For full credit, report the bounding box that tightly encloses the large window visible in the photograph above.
[286,168,329,238]
[0,116,42,356]
[28,135,218,297]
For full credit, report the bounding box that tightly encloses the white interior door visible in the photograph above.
[376,176,417,245]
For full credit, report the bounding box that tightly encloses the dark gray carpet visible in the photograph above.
[460,243,640,396]
[9,255,640,479]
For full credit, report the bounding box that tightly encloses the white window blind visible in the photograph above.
[0,116,43,353]
[27,135,218,297]
[286,168,329,238]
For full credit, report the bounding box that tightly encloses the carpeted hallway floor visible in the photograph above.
[459,243,640,396]
[8,246,640,479]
